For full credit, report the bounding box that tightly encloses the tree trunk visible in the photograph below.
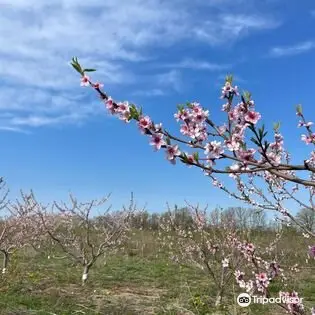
[1,250,9,274]
[81,264,90,285]
[215,288,224,307]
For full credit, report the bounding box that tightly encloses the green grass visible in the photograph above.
[0,230,314,315]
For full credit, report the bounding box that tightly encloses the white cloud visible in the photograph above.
[132,89,165,97]
[9,114,84,127]
[157,70,183,93]
[0,126,30,134]
[0,0,281,130]
[269,41,315,57]
[162,58,230,71]
[193,14,279,44]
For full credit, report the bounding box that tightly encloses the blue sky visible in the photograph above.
[1,0,315,214]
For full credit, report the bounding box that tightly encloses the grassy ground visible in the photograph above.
[0,230,314,315]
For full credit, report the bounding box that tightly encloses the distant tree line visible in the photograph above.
[117,205,314,233]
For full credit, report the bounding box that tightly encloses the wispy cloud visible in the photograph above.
[193,14,280,44]
[132,89,165,97]
[0,0,281,130]
[9,114,86,128]
[269,41,315,57]
[162,58,230,71]
[157,70,183,93]
[0,126,31,134]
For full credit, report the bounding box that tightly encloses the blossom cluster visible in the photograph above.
[74,64,315,314]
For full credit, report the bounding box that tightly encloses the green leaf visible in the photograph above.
[250,137,259,146]
[186,102,193,109]
[129,104,139,120]
[225,74,233,84]
[83,68,97,72]
[296,104,303,114]
[243,91,251,102]
[176,104,185,112]
[193,152,199,161]
[70,57,84,75]
[181,153,189,163]
[273,122,281,132]
[166,137,171,145]
[71,64,82,74]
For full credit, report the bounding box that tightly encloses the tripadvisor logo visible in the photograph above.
[237,293,251,307]
[237,293,303,307]
[253,296,303,304]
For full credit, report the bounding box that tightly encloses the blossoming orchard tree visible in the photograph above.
[0,180,43,275]
[159,202,313,312]
[15,191,133,285]
[71,58,315,314]
[0,178,10,274]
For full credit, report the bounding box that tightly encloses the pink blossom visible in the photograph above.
[234,124,248,136]
[228,108,239,121]
[255,272,270,292]
[204,141,224,159]
[225,133,243,152]
[93,82,103,89]
[245,111,261,124]
[105,97,116,114]
[225,139,240,152]
[298,121,313,128]
[119,111,131,122]
[235,270,245,281]
[222,258,229,268]
[150,133,166,150]
[301,134,315,144]
[266,152,282,166]
[154,123,163,132]
[274,133,284,144]
[248,100,255,107]
[138,116,152,132]
[306,151,315,164]
[166,145,181,164]
[245,280,254,293]
[268,262,281,278]
[116,102,130,122]
[235,270,246,288]
[174,109,189,121]
[191,102,203,114]
[246,243,255,253]
[195,113,207,124]
[279,291,304,313]
[221,82,238,98]
[218,124,227,135]
[212,179,223,188]
[180,124,190,136]
[237,149,256,163]
[80,75,90,87]
[117,101,130,114]
[185,154,196,166]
